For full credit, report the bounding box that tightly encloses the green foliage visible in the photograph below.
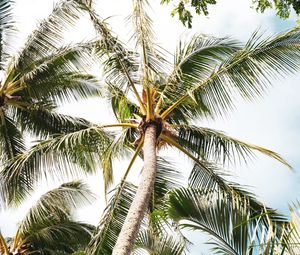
[162,0,216,28]
[1,181,95,255]
[162,0,300,28]
[3,1,300,253]
[0,0,101,167]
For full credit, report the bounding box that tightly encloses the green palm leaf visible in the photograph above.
[2,181,95,255]
[11,43,100,104]
[0,126,113,205]
[188,162,286,225]
[161,28,300,118]
[152,157,182,211]
[108,85,140,123]
[0,110,25,161]
[174,124,290,167]
[167,188,287,255]
[158,35,240,118]
[26,221,94,254]
[84,4,144,110]
[19,180,95,235]
[14,104,92,138]
[7,0,85,80]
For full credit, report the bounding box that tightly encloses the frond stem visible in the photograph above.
[101,123,138,129]
[121,135,144,183]
[160,133,230,191]
[86,6,146,114]
[160,134,203,168]
[0,232,9,255]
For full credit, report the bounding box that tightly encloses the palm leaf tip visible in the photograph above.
[174,125,292,168]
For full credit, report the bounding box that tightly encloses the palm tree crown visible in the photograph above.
[0,181,95,255]
[0,0,100,164]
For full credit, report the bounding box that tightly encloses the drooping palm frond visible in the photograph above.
[161,28,300,118]
[13,104,92,138]
[86,182,136,255]
[0,125,115,205]
[188,162,286,225]
[26,220,94,255]
[0,109,25,161]
[151,157,182,211]
[100,126,141,194]
[160,132,291,220]
[146,158,184,237]
[167,187,288,255]
[173,124,290,167]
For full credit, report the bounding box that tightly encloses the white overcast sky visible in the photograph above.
[1,0,300,254]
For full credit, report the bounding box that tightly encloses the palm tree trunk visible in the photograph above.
[112,124,157,255]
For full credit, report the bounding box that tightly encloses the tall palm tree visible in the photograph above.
[87,158,291,254]
[0,0,100,201]
[0,181,95,255]
[3,0,300,254]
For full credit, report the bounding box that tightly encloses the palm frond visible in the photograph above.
[14,103,92,138]
[161,28,300,118]
[8,42,101,104]
[158,35,239,117]
[188,162,286,225]
[0,231,9,255]
[174,124,290,167]
[167,187,287,255]
[25,221,94,254]
[285,202,300,254]
[86,182,136,255]
[100,127,141,194]
[6,0,86,82]
[0,126,114,205]
[108,84,140,122]
[152,157,182,211]
[0,109,25,161]
[19,180,95,235]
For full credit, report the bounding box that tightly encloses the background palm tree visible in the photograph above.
[0,0,101,205]
[0,181,95,255]
[3,0,300,254]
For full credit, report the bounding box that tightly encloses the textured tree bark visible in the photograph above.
[112,124,157,255]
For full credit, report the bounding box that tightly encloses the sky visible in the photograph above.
[1,0,300,254]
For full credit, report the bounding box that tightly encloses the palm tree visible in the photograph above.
[0,0,100,205]
[3,0,300,254]
[0,181,95,255]
[87,158,293,254]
